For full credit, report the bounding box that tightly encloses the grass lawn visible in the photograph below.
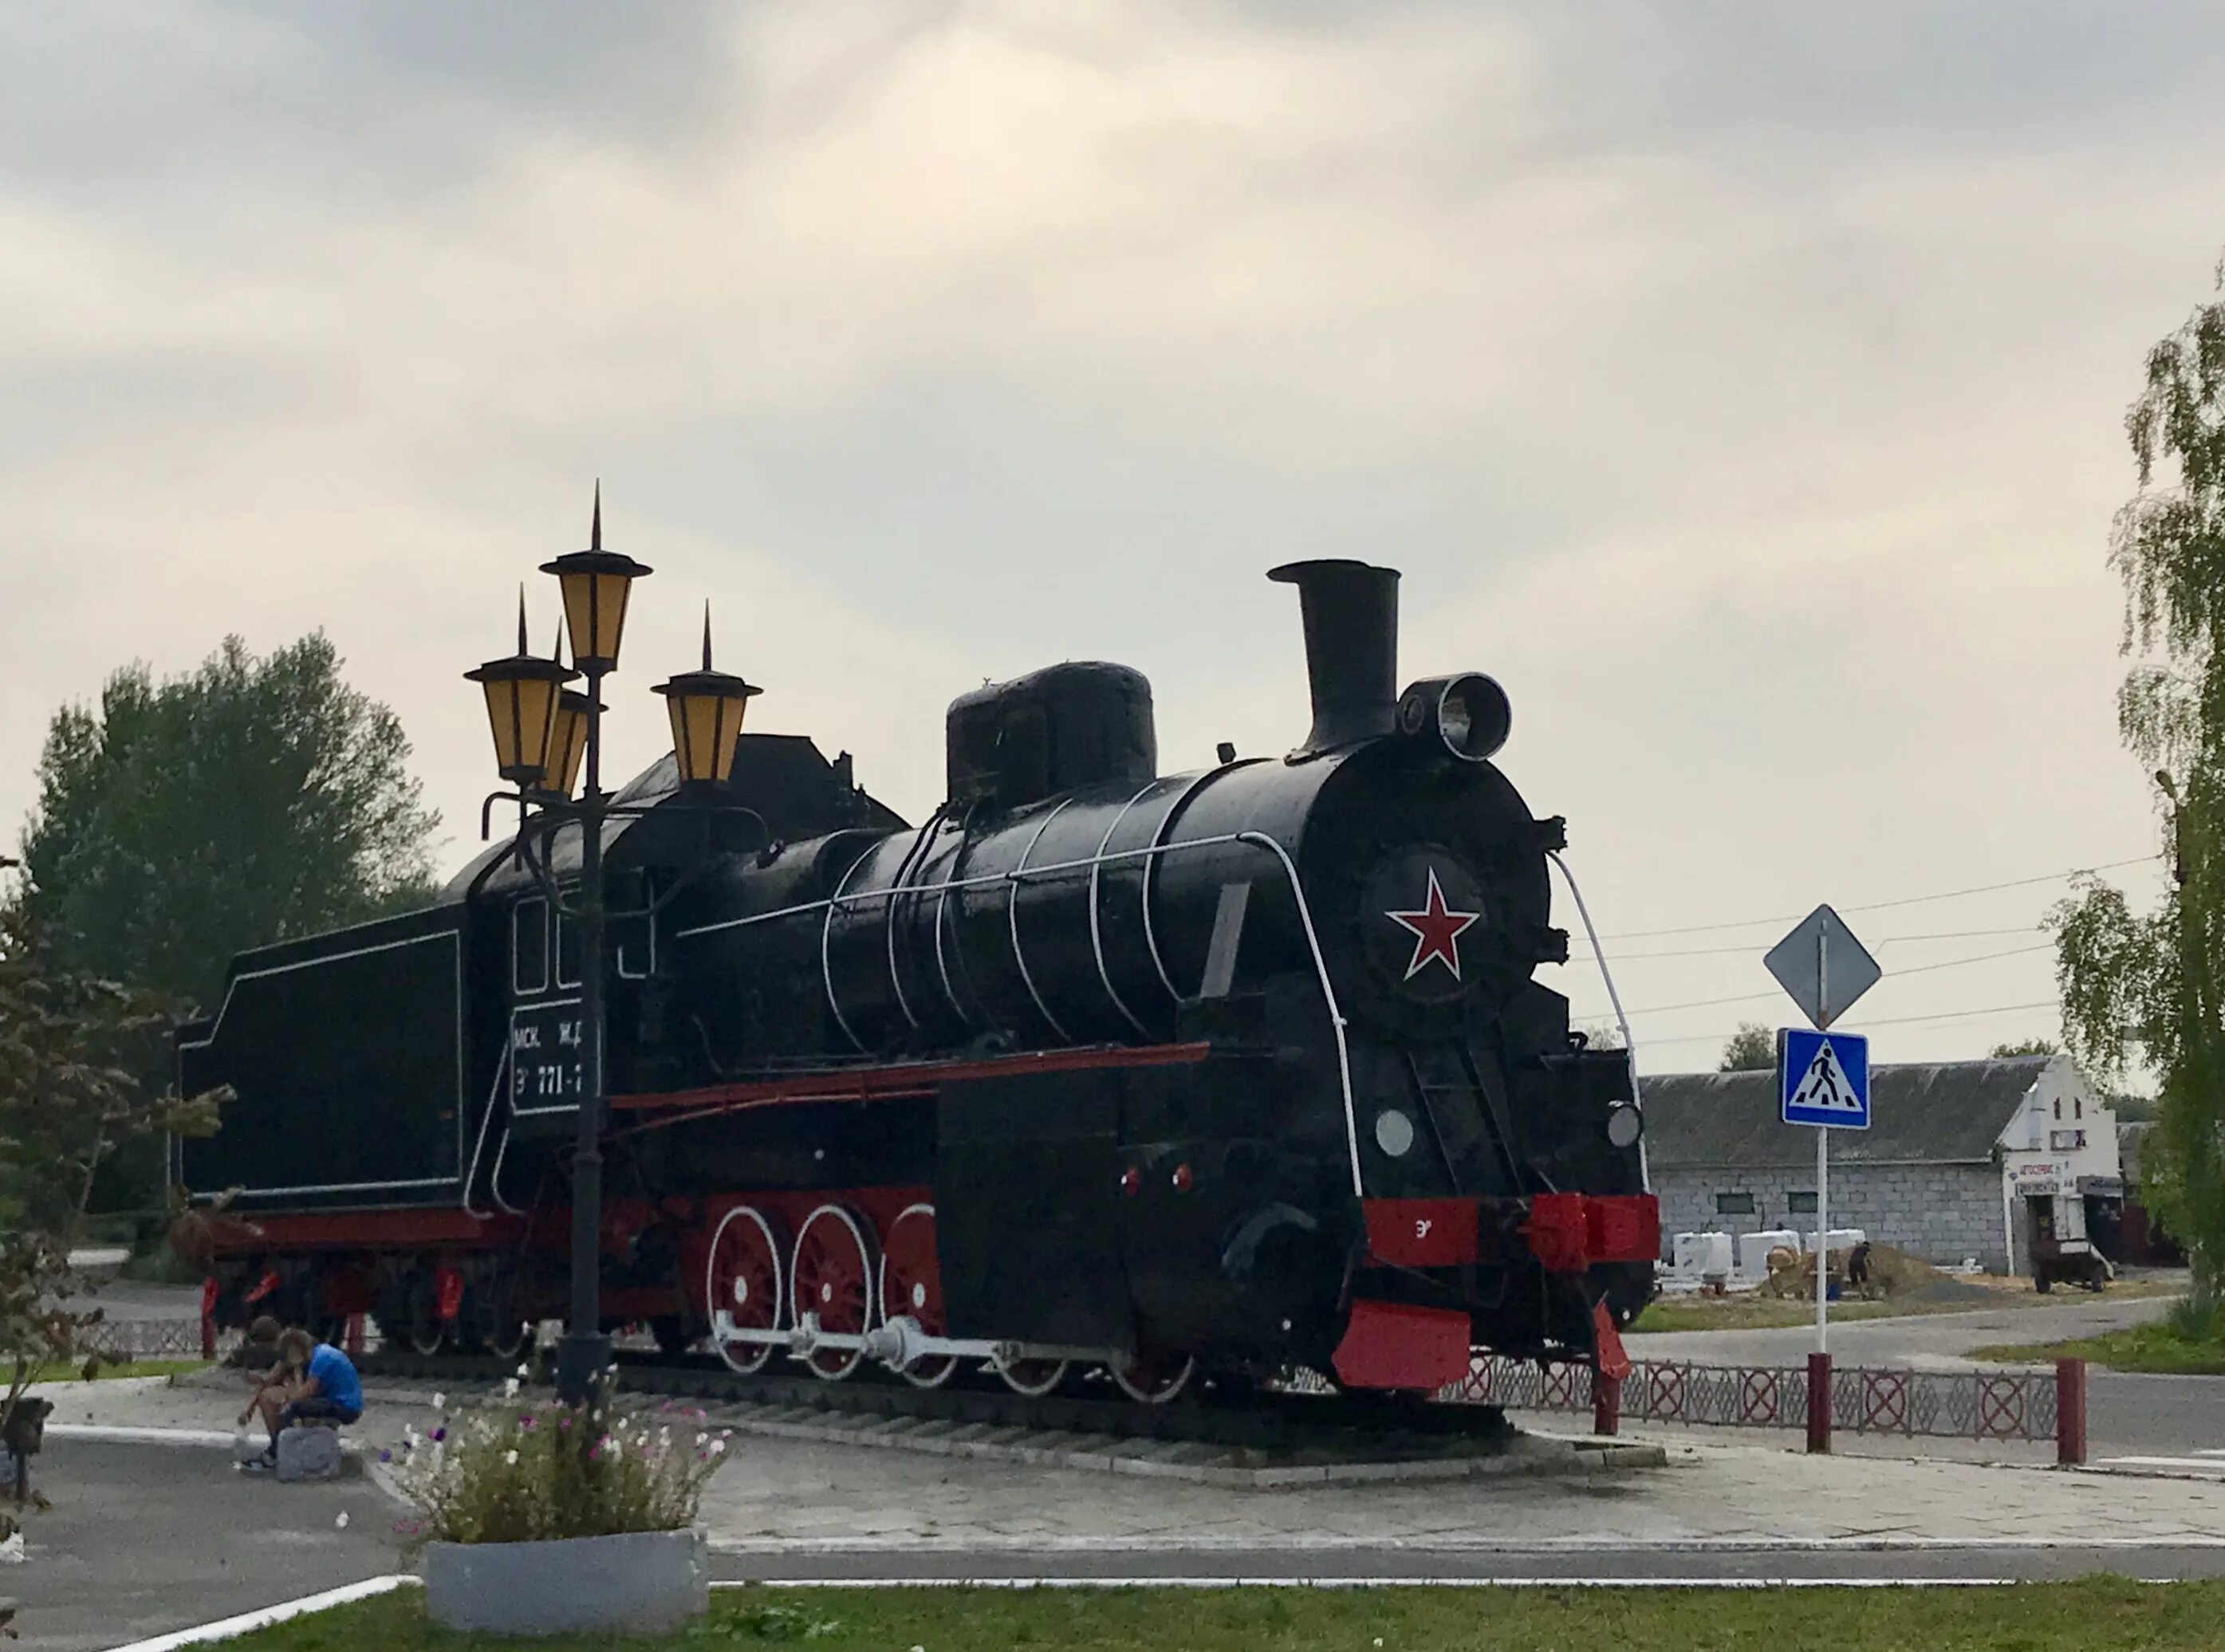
[1632,1277,2180,1335]
[1969,1320,2225,1374]
[220,1579,2225,1651]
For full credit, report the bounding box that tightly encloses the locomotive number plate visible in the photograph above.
[1362,1198,1480,1267]
[510,999,589,1113]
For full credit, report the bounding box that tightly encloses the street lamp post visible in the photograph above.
[467,492,762,1409]
[465,491,648,1406]
[538,495,653,1406]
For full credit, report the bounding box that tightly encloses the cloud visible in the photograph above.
[5,0,2219,1064]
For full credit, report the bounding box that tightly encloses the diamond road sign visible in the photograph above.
[1781,1028,1870,1130]
[1764,903,1881,1031]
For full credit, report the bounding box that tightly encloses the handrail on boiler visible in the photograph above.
[671,828,1365,1198]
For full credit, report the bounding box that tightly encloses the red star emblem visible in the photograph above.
[1386,867,1480,981]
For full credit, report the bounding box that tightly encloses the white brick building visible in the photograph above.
[1640,1055,2121,1276]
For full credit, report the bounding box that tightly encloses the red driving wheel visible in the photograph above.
[879,1203,957,1389]
[706,1206,782,1376]
[790,1204,874,1381]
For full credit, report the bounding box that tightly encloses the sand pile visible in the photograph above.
[1761,1241,1945,1300]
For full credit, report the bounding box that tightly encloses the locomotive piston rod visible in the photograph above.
[710,1309,1123,1373]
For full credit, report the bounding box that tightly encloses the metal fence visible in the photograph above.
[74,1319,2082,1459]
[1444,1354,2066,1446]
[78,1319,236,1362]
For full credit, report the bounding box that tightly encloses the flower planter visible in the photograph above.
[422,1528,707,1635]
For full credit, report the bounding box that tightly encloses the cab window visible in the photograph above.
[556,910,582,989]
[512,899,549,997]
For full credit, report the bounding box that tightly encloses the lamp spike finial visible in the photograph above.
[591,480,602,551]
[551,612,565,667]
[516,584,529,656]
[701,602,714,671]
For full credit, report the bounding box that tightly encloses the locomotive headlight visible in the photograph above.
[1374,1108,1417,1158]
[1605,1103,1644,1150]
[1397,673,1511,763]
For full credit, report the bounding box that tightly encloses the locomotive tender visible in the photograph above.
[179,558,1656,1400]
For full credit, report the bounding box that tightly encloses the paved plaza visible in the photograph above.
[17,1367,2225,1643]
[42,1372,2225,1556]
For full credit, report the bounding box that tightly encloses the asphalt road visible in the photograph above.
[86,1281,202,1324]
[1631,1285,2225,1469]
[18,1438,399,1652]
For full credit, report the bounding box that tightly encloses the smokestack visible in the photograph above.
[1268,559,1401,755]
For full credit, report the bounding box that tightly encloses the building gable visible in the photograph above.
[1640,1056,2051,1170]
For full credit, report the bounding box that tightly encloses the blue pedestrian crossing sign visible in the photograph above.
[1780,1029,1870,1130]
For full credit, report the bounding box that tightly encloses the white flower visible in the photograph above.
[709,1438,727,1456]
[505,1449,519,1466]
[516,1363,530,1379]
[695,1432,707,1446]
[431,1392,445,1410]
[502,1378,521,1400]
[336,1512,350,1530]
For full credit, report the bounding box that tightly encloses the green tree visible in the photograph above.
[1719,1022,1775,1072]
[14,633,439,1011]
[0,906,221,1421]
[2051,261,2225,1308]
[1574,1020,1624,1052]
[1990,1038,2061,1058]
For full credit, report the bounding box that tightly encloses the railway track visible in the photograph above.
[356,1348,1517,1462]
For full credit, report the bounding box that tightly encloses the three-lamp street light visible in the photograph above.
[466,490,759,1405]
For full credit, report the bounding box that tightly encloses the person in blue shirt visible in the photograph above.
[239,1328,363,1469]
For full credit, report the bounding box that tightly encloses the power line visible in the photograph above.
[1597,855,2159,942]
[1601,926,2042,963]
[1599,943,2055,1020]
[1633,999,2060,1052]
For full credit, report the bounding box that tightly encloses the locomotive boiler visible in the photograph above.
[178,557,1656,1402]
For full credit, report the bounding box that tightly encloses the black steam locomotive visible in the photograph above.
[179,559,1656,1401]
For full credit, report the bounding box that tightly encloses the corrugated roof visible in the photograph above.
[1638,1056,2050,1169]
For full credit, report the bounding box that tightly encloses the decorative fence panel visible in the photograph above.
[1443,1355,2065,1446]
[79,1319,234,1361]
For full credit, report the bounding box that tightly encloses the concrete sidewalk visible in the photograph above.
[41,1373,2225,1556]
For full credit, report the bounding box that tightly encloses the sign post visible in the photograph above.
[1765,904,1880,1357]
[1817,926,1828,1354]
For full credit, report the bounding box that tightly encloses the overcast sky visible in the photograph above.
[7,2,2216,1074]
